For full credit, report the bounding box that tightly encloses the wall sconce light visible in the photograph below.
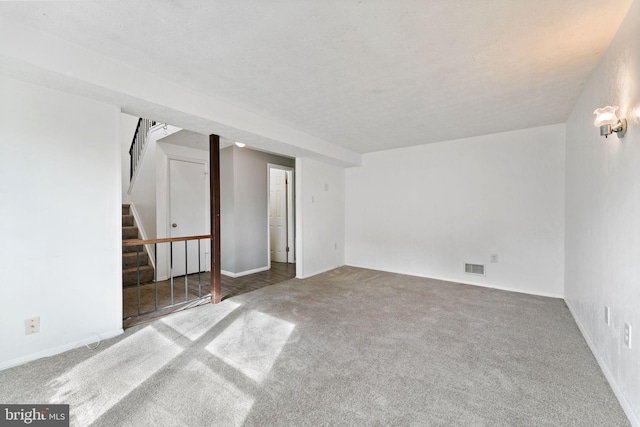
[235,142,246,148]
[593,106,627,138]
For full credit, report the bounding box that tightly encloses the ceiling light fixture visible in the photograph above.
[593,106,627,138]
[235,142,246,148]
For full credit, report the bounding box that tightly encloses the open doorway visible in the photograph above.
[121,116,299,326]
[268,164,295,265]
[122,122,217,327]
[216,147,296,298]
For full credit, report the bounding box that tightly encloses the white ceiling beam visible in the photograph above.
[0,16,361,167]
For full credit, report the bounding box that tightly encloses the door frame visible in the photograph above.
[267,164,295,265]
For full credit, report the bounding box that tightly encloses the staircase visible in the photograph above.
[122,204,154,286]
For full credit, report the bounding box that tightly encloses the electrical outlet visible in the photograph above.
[624,323,632,348]
[490,254,498,263]
[604,306,610,326]
[25,317,40,335]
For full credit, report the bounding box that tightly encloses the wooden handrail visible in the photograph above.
[122,235,212,246]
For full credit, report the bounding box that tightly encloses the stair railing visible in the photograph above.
[129,118,157,180]
[122,234,212,321]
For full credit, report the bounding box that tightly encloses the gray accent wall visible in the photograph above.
[220,146,294,275]
[220,147,236,273]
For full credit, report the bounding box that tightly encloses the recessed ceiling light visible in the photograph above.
[235,142,246,148]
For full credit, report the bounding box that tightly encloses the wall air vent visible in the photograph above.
[464,263,485,276]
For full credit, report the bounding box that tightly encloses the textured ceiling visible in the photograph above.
[0,0,631,154]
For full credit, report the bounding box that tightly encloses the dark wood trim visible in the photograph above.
[209,134,222,303]
[129,118,142,180]
[129,118,142,156]
[122,235,212,246]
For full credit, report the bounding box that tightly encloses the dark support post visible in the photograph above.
[209,134,222,303]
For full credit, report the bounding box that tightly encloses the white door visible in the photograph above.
[169,159,208,276]
[270,169,287,262]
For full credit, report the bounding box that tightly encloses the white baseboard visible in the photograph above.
[0,328,123,372]
[565,300,639,427]
[439,275,562,299]
[344,263,563,299]
[296,264,343,279]
[222,265,270,278]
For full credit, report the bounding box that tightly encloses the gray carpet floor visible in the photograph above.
[0,267,629,426]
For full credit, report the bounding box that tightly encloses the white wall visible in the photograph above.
[564,1,640,424]
[345,124,566,297]
[296,157,346,278]
[120,113,139,202]
[0,77,122,369]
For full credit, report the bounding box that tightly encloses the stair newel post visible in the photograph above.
[209,134,222,303]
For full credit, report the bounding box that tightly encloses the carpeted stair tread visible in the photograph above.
[122,241,143,253]
[122,204,154,286]
[122,251,149,268]
[122,265,154,286]
[122,265,153,273]
[122,226,139,240]
[122,215,134,227]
